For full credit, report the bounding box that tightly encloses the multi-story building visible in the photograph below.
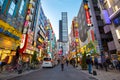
[20,0,36,55]
[98,0,120,57]
[0,0,29,63]
[77,0,92,53]
[59,20,62,42]
[33,0,47,58]
[61,12,68,42]
[46,20,55,58]
[77,0,106,55]
[59,12,69,55]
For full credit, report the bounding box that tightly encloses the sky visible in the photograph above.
[41,0,82,40]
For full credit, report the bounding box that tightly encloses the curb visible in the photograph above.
[0,67,42,80]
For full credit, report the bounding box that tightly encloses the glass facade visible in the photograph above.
[8,1,15,16]
[19,0,24,14]
[0,0,4,7]
[62,12,68,42]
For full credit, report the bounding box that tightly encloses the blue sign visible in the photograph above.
[0,27,4,32]
[102,10,111,24]
[0,27,20,40]
[3,30,20,40]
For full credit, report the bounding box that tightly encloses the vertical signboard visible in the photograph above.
[83,0,92,27]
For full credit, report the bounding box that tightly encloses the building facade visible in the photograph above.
[61,12,68,42]
[77,0,106,55]
[98,0,120,57]
[0,0,29,63]
[59,20,62,42]
[59,12,69,55]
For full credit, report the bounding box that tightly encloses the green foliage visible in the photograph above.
[31,51,39,64]
[81,51,87,70]
[86,41,94,50]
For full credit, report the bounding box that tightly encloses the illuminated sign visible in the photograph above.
[75,29,79,38]
[38,38,43,43]
[20,34,26,48]
[0,20,22,39]
[84,3,92,27]
[0,28,3,32]
[0,27,20,40]
[102,10,111,24]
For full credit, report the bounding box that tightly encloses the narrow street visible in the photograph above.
[8,65,97,80]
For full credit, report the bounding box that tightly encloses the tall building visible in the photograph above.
[59,20,62,42]
[59,12,69,55]
[61,12,68,42]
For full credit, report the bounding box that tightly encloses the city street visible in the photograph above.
[7,65,97,80]
[1,0,120,80]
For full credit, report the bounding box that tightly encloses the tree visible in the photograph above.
[81,51,87,70]
[31,51,39,65]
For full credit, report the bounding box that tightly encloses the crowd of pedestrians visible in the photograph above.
[85,53,120,74]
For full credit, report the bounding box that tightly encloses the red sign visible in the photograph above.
[91,30,95,41]
[84,4,92,26]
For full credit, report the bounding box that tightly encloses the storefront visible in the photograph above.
[0,20,22,64]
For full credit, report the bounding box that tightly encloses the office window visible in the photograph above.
[0,0,4,7]
[19,0,24,14]
[8,2,15,16]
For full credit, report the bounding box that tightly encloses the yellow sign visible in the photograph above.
[0,20,22,38]
[38,38,43,43]
[75,23,78,27]
[76,38,79,42]
[28,4,32,9]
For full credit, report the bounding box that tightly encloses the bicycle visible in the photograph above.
[6,63,22,73]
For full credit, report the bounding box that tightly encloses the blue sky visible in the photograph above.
[41,0,82,40]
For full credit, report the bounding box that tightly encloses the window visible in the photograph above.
[8,2,15,15]
[19,0,24,14]
[43,58,51,61]
[0,0,4,7]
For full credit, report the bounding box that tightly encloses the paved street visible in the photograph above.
[7,65,97,80]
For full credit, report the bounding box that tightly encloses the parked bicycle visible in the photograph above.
[6,63,22,73]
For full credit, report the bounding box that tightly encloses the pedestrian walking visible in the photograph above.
[66,59,69,66]
[94,56,98,69]
[60,56,65,71]
[86,55,92,74]
[103,56,108,71]
[72,58,76,68]
[98,56,103,69]
[112,58,118,69]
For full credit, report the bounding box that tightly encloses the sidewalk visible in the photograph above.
[0,67,42,80]
[77,65,120,80]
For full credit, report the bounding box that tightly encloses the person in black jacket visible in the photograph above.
[86,55,92,74]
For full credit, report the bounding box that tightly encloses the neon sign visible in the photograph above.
[84,3,92,27]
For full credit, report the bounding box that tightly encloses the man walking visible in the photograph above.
[86,55,92,74]
[60,56,65,71]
